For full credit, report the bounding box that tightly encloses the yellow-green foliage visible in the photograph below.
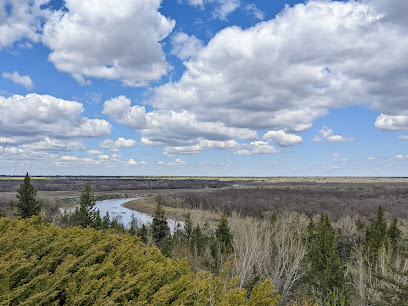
[0,216,279,305]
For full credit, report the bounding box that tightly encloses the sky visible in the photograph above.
[0,0,408,177]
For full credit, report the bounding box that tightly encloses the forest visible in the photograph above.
[1,175,408,305]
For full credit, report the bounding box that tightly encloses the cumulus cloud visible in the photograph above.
[2,71,34,89]
[102,96,147,129]
[127,158,137,165]
[395,154,408,160]
[157,158,187,166]
[103,95,257,151]
[0,0,50,50]
[20,137,85,151]
[99,138,137,152]
[147,0,408,138]
[87,150,103,155]
[313,126,354,143]
[61,155,79,161]
[368,156,376,160]
[42,0,175,86]
[0,94,111,139]
[375,114,408,131]
[263,130,302,147]
[235,141,279,155]
[164,139,239,156]
[171,32,203,60]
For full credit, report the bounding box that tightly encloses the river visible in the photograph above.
[94,198,182,232]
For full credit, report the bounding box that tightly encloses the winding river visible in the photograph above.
[94,198,182,232]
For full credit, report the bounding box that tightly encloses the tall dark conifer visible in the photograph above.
[16,173,41,219]
[151,202,170,248]
[71,183,97,228]
[307,214,345,303]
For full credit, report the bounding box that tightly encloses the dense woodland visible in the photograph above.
[1,175,408,305]
[0,177,229,192]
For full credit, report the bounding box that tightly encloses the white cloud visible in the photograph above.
[147,0,408,140]
[127,158,137,165]
[0,0,50,50]
[235,141,279,155]
[2,71,34,89]
[244,4,264,20]
[313,126,354,143]
[99,137,137,152]
[61,155,79,161]
[98,154,109,160]
[263,130,302,147]
[368,156,376,160]
[395,154,408,160]
[171,32,203,60]
[164,139,239,155]
[102,96,147,129]
[103,96,257,152]
[168,158,187,166]
[87,150,103,155]
[42,0,175,86]
[213,0,240,20]
[0,94,111,139]
[375,114,408,131]
[20,137,84,151]
[181,0,240,20]
[156,158,187,166]
[398,135,408,140]
[139,161,147,165]
[332,153,341,158]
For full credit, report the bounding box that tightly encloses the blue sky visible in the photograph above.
[1,0,408,176]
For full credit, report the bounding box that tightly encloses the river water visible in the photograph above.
[94,198,182,232]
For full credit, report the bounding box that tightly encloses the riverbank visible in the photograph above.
[123,197,220,226]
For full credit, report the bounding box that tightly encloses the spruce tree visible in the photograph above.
[307,214,345,303]
[366,205,389,257]
[71,183,97,228]
[215,214,234,254]
[16,173,41,219]
[388,218,401,249]
[151,202,170,248]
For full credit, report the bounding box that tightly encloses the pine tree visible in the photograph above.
[151,202,170,248]
[15,173,41,219]
[307,214,345,303]
[71,183,96,228]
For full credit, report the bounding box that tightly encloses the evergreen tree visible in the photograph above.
[184,213,193,243]
[70,183,96,228]
[388,218,401,249]
[307,214,345,304]
[151,202,170,248]
[215,214,234,254]
[366,205,389,257]
[15,173,41,219]
[101,211,111,229]
[138,224,148,243]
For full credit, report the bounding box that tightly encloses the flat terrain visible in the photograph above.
[1,176,407,221]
